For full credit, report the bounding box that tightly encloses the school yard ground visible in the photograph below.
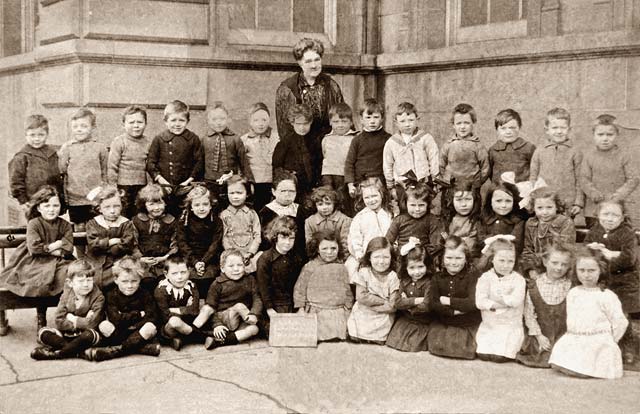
[0,309,639,414]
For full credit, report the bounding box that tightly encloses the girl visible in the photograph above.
[385,179,442,263]
[516,243,572,368]
[521,187,576,280]
[385,242,432,352]
[346,177,393,282]
[475,235,526,362]
[428,236,481,360]
[31,260,103,360]
[175,184,223,297]
[304,186,351,257]
[259,171,306,257]
[477,181,525,270]
[0,186,73,330]
[549,247,628,379]
[85,185,138,289]
[219,175,261,273]
[347,237,400,344]
[294,230,353,341]
[240,102,280,213]
[441,178,481,258]
[133,183,178,288]
[584,201,639,365]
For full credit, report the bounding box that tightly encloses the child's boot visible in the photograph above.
[138,341,161,357]
[88,346,123,362]
[30,346,62,361]
[170,337,182,351]
[221,331,238,346]
[36,308,47,332]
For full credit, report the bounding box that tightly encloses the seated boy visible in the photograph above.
[154,255,204,350]
[88,256,160,361]
[194,249,262,349]
[31,260,104,360]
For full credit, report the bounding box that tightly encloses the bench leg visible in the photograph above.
[0,310,9,336]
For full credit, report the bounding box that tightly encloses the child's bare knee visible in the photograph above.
[139,322,157,339]
[99,320,115,337]
[168,316,183,328]
[246,324,259,336]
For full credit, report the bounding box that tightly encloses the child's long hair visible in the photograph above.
[135,183,166,215]
[305,185,339,214]
[529,186,565,216]
[355,177,391,213]
[573,246,609,290]
[401,180,435,215]
[482,181,522,222]
[359,236,396,272]
[399,244,430,280]
[442,178,481,225]
[540,242,573,278]
[181,184,213,225]
[307,229,343,262]
[27,185,62,220]
[225,174,253,203]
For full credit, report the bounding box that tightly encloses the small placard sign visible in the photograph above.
[268,313,318,347]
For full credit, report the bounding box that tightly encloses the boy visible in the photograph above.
[321,102,358,215]
[529,108,584,218]
[439,103,489,188]
[58,107,108,226]
[256,216,304,336]
[154,255,203,350]
[195,249,262,349]
[202,101,253,208]
[272,104,315,200]
[9,114,61,214]
[488,109,536,184]
[88,256,160,361]
[344,98,391,197]
[146,100,203,216]
[383,102,439,206]
[30,260,104,360]
[579,114,639,227]
[107,105,152,218]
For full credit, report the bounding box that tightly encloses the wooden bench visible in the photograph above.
[0,230,86,335]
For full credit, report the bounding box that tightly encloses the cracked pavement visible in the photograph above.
[1,309,639,413]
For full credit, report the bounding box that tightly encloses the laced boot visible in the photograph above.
[88,345,124,362]
[30,346,62,361]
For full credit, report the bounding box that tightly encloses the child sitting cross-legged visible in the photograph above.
[87,256,160,361]
[154,255,204,351]
[31,260,104,360]
[195,249,262,349]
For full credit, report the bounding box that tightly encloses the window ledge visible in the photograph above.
[456,20,527,44]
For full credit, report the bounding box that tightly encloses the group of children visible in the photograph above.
[2,98,639,379]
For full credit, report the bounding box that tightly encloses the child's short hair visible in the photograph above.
[403,181,434,209]
[394,102,418,118]
[596,199,625,217]
[272,171,298,190]
[220,249,245,268]
[292,37,325,60]
[164,100,190,121]
[360,98,384,117]
[113,256,145,280]
[484,236,516,260]
[287,104,313,124]
[356,177,391,213]
[494,108,522,129]
[541,242,573,265]
[444,235,469,256]
[329,102,353,123]
[163,254,187,271]
[225,174,252,198]
[122,105,148,123]
[25,114,49,132]
[27,185,61,220]
[593,114,619,133]
[209,101,228,115]
[545,107,570,127]
[452,103,477,124]
[307,229,343,261]
[135,183,166,213]
[574,246,609,289]
[249,102,270,118]
[482,181,521,220]
[529,186,565,215]
[359,236,396,271]
[308,186,338,208]
[267,216,297,243]
[90,185,122,208]
[399,244,430,280]
[442,178,481,224]
[71,107,97,127]
[66,259,95,280]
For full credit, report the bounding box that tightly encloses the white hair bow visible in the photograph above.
[217,170,235,185]
[400,236,421,256]
[86,186,103,202]
[481,234,516,255]
[500,172,547,209]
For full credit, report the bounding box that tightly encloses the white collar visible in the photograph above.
[94,215,129,228]
[266,201,298,217]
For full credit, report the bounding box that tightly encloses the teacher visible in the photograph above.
[275,38,344,187]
